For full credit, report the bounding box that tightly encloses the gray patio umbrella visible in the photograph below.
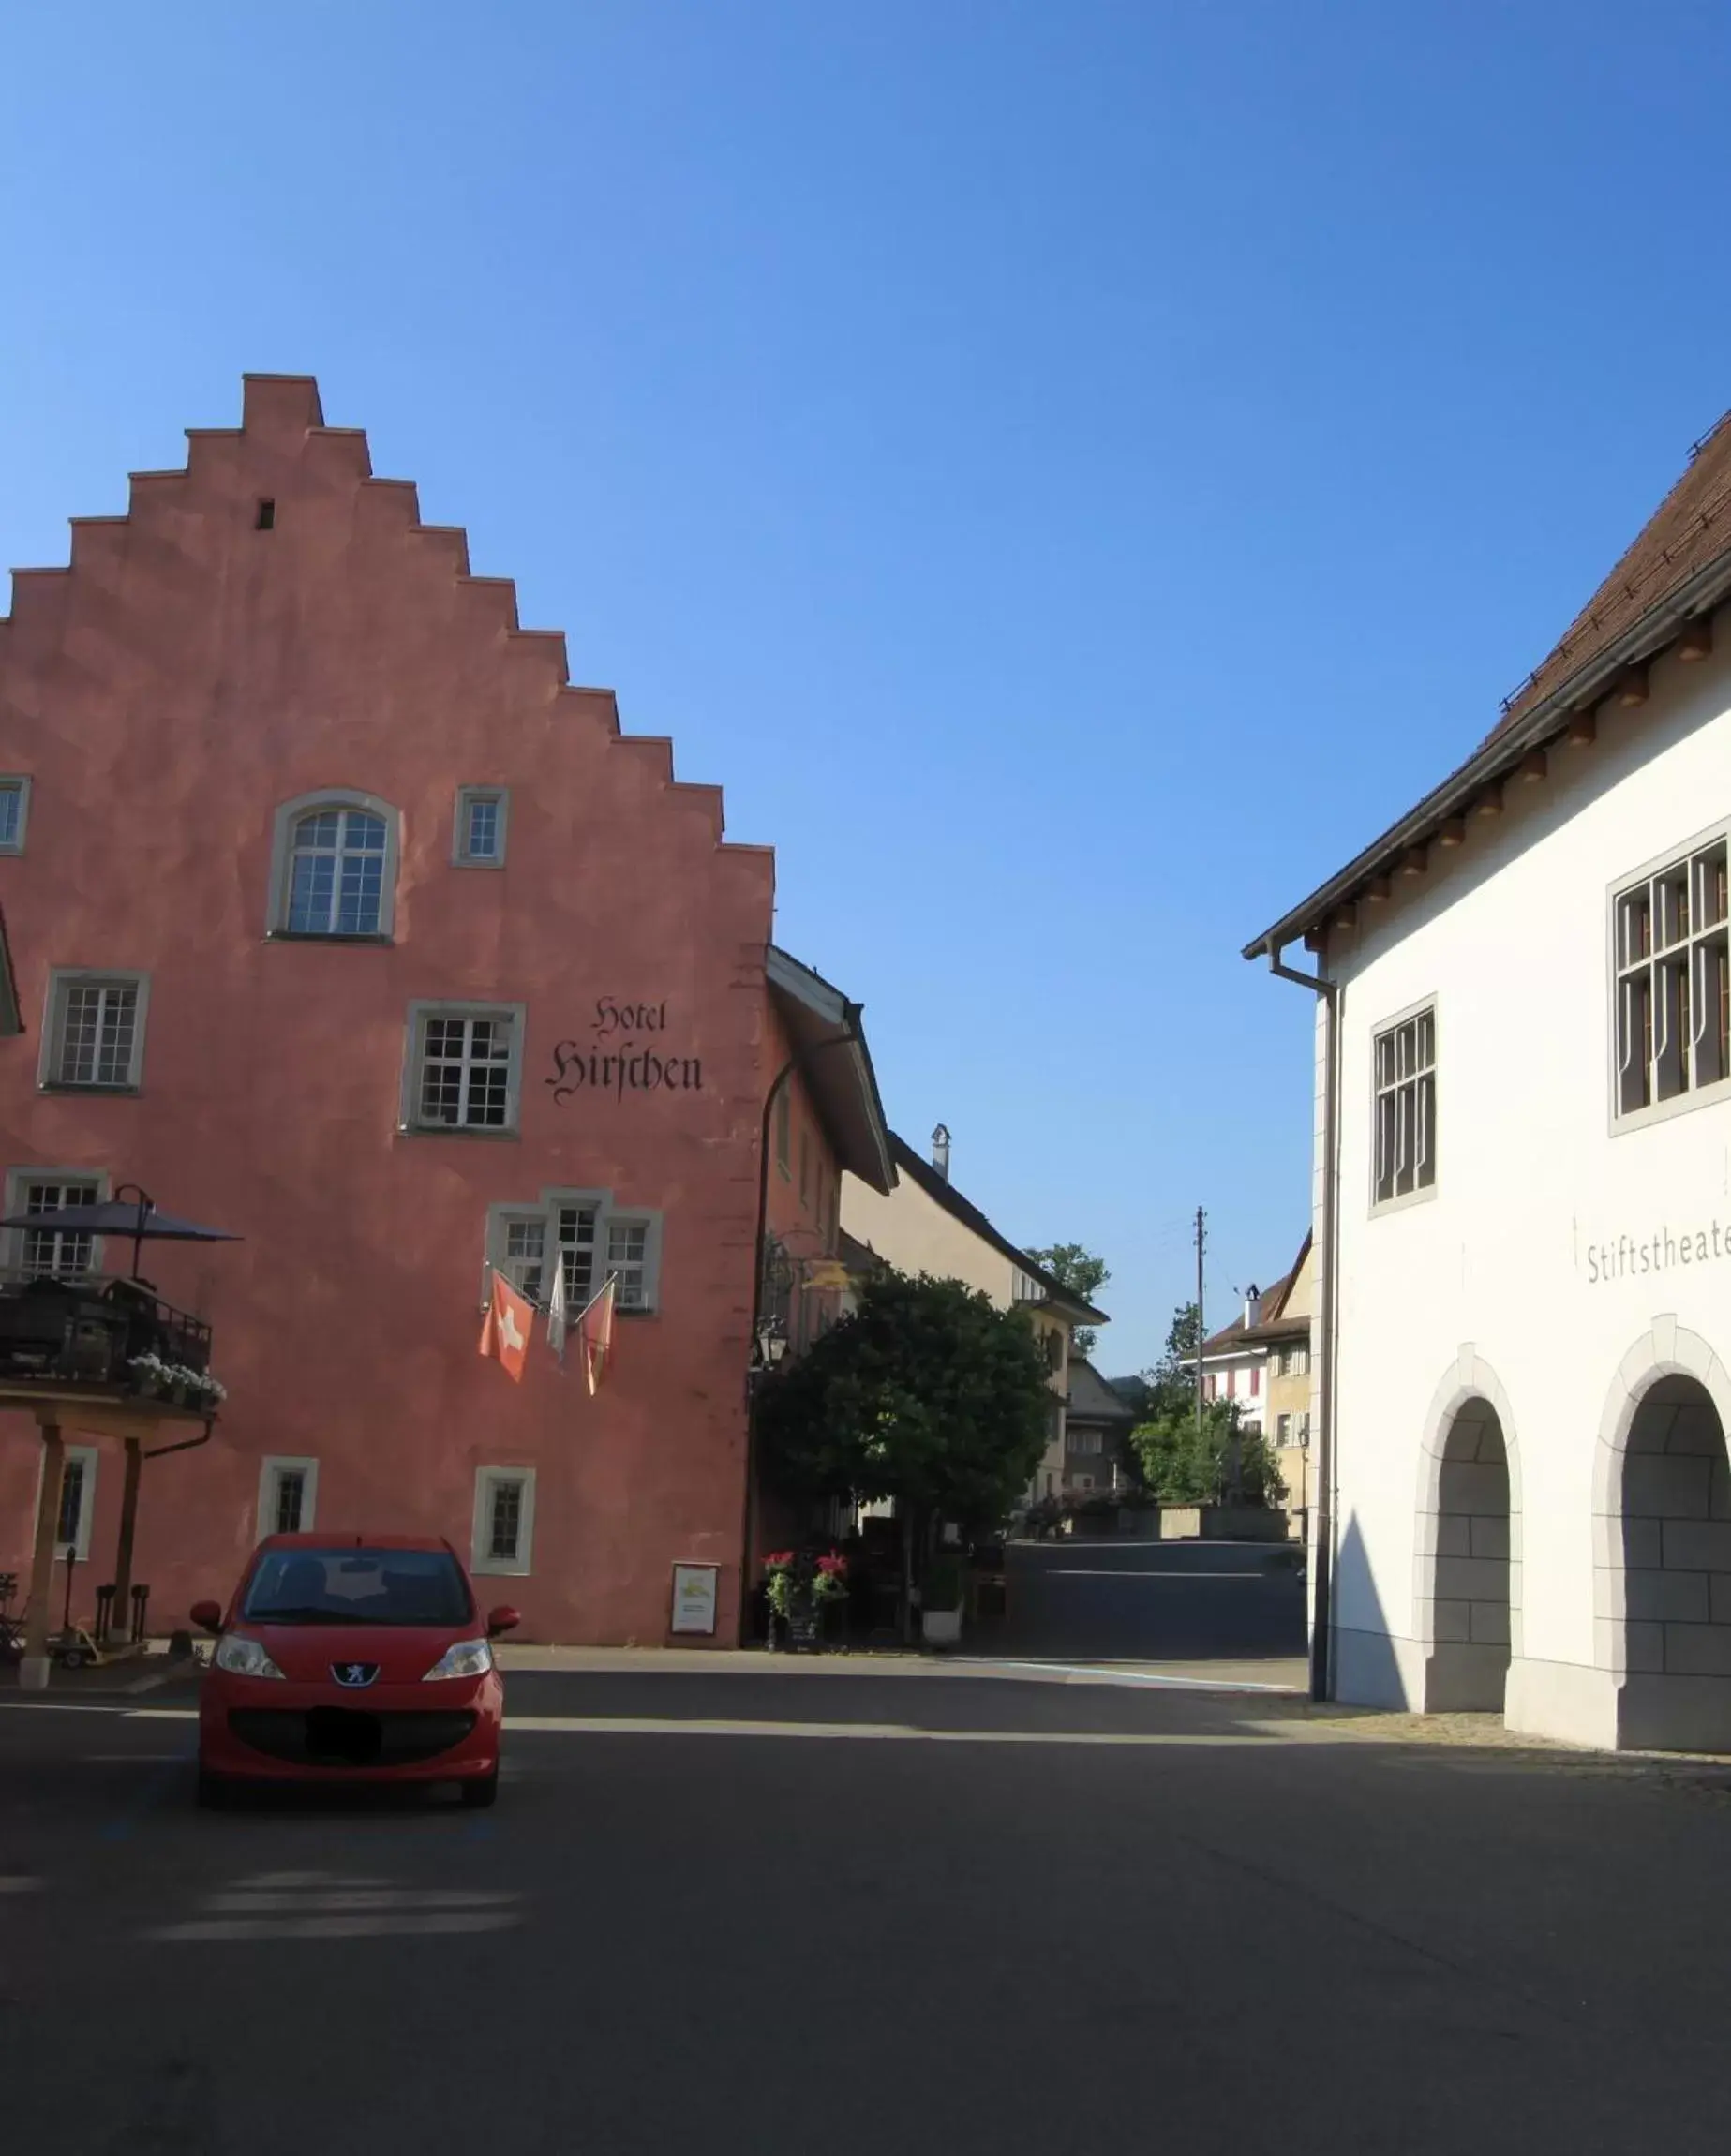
[1,1183,241,1279]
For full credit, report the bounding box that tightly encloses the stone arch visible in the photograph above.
[1592,1319,1731,1751]
[1412,1346,1522,1711]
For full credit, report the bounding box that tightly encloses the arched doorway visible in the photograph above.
[1611,1372,1731,1750]
[1422,1397,1513,1708]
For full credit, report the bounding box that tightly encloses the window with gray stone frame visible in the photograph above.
[472,1466,535,1576]
[1614,829,1731,1122]
[484,1194,663,1315]
[0,776,32,855]
[454,787,509,868]
[40,973,149,1093]
[1372,1003,1436,1210]
[402,1002,526,1134]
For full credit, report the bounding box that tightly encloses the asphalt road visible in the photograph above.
[4,1661,1731,2156]
[996,1533,1306,1664]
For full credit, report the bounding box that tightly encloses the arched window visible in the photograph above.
[268,791,400,940]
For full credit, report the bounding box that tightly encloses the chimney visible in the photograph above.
[1243,1283,1262,1329]
[931,1123,951,1182]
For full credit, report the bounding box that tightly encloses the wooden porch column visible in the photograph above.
[20,1421,64,1691]
[109,1436,143,1642]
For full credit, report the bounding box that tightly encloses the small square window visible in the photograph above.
[404,1003,524,1134]
[0,777,30,854]
[472,1467,536,1576]
[41,973,148,1092]
[455,788,509,868]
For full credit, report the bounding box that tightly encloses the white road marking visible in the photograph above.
[148,1875,525,1942]
[0,1876,43,1894]
[948,1658,1300,1693]
[82,1754,186,1764]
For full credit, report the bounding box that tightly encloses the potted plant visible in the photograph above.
[812,1550,848,1644]
[127,1351,172,1399]
[762,1551,799,1651]
[920,1554,965,1647]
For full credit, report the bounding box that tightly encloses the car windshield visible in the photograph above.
[242,1548,472,1628]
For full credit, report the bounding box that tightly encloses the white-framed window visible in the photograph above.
[454,787,509,868]
[1613,829,1730,1122]
[258,1456,319,1539]
[1276,1412,1293,1445]
[5,1170,104,1278]
[1278,1342,1310,1377]
[50,1444,98,1561]
[1068,1427,1104,1455]
[1372,1002,1437,1209]
[403,1002,525,1134]
[267,790,400,940]
[0,776,32,854]
[472,1466,536,1577]
[40,972,149,1093]
[484,1193,663,1314]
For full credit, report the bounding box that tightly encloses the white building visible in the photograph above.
[1193,1290,1273,1432]
[1246,411,1731,1752]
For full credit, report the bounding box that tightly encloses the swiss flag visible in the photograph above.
[479,1270,534,1383]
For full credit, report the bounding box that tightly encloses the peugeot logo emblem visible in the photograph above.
[332,1661,379,1688]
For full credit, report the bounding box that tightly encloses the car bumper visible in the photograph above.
[199,1672,503,1783]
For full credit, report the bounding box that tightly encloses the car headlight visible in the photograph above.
[423,1638,493,1681]
[214,1632,285,1679]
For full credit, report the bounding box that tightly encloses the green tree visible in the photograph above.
[757,1269,1052,1633]
[1025,1242,1111,1356]
[1130,1399,1286,1509]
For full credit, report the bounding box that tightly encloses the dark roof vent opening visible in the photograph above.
[255,498,276,530]
[931,1123,951,1182]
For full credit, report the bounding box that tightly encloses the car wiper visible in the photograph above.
[243,1606,354,1625]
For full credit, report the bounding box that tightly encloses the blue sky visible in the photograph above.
[5,2,1730,1367]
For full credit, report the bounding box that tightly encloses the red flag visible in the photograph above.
[479,1270,533,1383]
[576,1277,617,1397]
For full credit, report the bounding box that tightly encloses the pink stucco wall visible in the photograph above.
[0,374,815,1643]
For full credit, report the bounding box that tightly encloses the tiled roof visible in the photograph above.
[886,1134,1110,1326]
[1485,413,1731,747]
[1200,1262,1297,1357]
[1245,413,1731,959]
[1066,1357,1138,1427]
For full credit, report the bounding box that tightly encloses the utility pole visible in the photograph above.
[1194,1205,1205,1441]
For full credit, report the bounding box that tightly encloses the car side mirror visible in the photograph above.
[190,1600,224,1635]
[486,1605,521,1638]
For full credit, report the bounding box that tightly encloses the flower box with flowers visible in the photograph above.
[762,1550,848,1652]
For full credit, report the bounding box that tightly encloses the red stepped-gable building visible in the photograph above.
[0,375,892,1644]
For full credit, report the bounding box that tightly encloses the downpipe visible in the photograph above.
[1264,944,1340,1705]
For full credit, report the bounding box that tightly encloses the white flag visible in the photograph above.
[546,1248,568,1366]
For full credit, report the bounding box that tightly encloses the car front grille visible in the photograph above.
[228,1707,478,1768]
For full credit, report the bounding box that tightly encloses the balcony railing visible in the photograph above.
[0,1269,214,1395]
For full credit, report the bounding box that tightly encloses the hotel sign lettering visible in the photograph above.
[546,998,703,1105]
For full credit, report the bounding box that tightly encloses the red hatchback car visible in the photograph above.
[192,1534,517,1808]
